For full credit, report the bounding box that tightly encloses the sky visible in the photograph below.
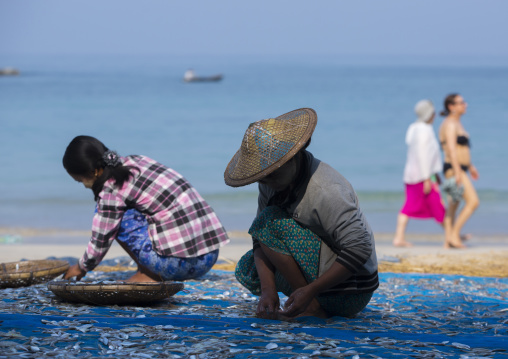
[1,0,508,64]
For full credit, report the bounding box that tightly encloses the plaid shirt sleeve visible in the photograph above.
[78,190,126,272]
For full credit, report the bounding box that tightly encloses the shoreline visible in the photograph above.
[2,226,508,244]
[1,229,507,277]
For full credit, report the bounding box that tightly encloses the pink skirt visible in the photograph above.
[400,182,445,223]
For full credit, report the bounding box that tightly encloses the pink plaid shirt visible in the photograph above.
[79,155,229,271]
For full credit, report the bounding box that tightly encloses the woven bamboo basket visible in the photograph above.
[0,260,70,289]
[48,281,184,305]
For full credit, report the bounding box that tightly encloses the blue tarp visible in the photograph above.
[1,268,507,358]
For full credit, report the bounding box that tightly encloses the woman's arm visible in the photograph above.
[79,195,125,272]
[253,247,280,319]
[444,121,462,184]
[469,164,479,180]
[415,125,435,194]
[281,261,352,317]
[308,262,352,292]
[283,183,373,316]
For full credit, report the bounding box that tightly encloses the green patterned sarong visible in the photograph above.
[235,206,372,318]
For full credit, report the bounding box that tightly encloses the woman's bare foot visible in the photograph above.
[460,233,472,241]
[294,306,328,319]
[125,270,159,283]
[444,238,466,249]
[393,239,413,248]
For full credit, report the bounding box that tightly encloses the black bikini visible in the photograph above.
[456,135,471,147]
[441,135,471,148]
[443,162,470,174]
[442,136,471,174]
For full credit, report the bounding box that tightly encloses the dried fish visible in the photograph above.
[265,342,278,349]
[0,266,506,358]
[451,342,471,350]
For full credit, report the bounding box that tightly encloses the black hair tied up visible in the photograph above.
[102,150,121,167]
[440,93,459,117]
[62,135,133,200]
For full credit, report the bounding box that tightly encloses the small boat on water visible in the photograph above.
[183,69,223,83]
[0,67,20,76]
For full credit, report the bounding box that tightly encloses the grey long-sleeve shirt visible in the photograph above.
[256,151,378,294]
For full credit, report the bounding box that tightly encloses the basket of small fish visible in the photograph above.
[0,259,70,288]
[48,280,184,305]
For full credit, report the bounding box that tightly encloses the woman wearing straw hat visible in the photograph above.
[393,100,446,247]
[225,108,378,319]
[62,135,229,282]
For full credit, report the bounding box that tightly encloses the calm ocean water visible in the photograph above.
[1,55,507,235]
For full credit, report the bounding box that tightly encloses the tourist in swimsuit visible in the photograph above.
[393,100,445,247]
[225,108,378,320]
[438,94,480,248]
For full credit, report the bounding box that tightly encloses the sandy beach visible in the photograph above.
[1,228,507,277]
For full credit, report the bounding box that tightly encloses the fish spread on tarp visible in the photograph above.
[0,259,507,358]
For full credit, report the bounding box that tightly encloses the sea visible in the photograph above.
[1,54,507,237]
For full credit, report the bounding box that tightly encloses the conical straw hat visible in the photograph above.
[224,108,317,187]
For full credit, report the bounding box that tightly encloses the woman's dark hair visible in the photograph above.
[440,93,460,116]
[63,135,133,200]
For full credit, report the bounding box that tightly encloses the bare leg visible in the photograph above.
[393,213,412,247]
[259,243,328,319]
[443,199,458,247]
[444,198,462,248]
[448,172,479,247]
[116,240,161,282]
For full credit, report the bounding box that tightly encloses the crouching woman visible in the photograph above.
[224,108,378,319]
[224,108,379,319]
[62,135,229,282]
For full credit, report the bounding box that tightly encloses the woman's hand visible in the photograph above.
[470,165,479,181]
[63,264,86,280]
[455,173,462,186]
[423,179,432,195]
[256,289,280,320]
[280,284,317,317]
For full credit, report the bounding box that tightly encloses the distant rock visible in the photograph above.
[0,67,20,76]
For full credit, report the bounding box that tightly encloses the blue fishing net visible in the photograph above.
[0,266,506,358]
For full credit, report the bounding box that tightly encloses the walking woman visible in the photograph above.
[393,100,445,247]
[439,94,480,248]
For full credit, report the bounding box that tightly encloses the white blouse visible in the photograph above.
[403,122,443,184]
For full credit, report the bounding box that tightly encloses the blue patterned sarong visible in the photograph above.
[115,208,218,281]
